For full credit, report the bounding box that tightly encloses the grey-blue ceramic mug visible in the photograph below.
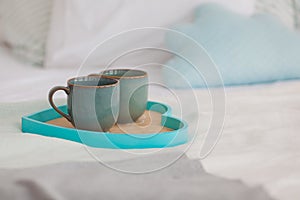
[48,76,119,132]
[100,69,148,123]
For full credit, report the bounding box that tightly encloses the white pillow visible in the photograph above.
[255,0,300,30]
[45,0,255,69]
[0,0,52,66]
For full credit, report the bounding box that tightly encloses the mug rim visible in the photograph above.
[67,76,119,88]
[100,69,147,79]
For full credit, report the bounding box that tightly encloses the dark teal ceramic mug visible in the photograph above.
[100,69,148,123]
[48,76,119,132]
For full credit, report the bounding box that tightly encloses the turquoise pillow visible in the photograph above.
[164,4,300,88]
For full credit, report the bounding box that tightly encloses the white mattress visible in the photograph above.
[1,48,300,200]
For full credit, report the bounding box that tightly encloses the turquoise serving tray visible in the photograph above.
[22,101,188,149]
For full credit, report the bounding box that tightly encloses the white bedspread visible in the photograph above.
[1,48,300,200]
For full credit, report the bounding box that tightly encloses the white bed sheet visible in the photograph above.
[1,48,300,200]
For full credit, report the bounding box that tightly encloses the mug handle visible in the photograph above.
[48,86,72,122]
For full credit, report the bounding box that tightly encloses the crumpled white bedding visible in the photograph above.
[1,48,300,200]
